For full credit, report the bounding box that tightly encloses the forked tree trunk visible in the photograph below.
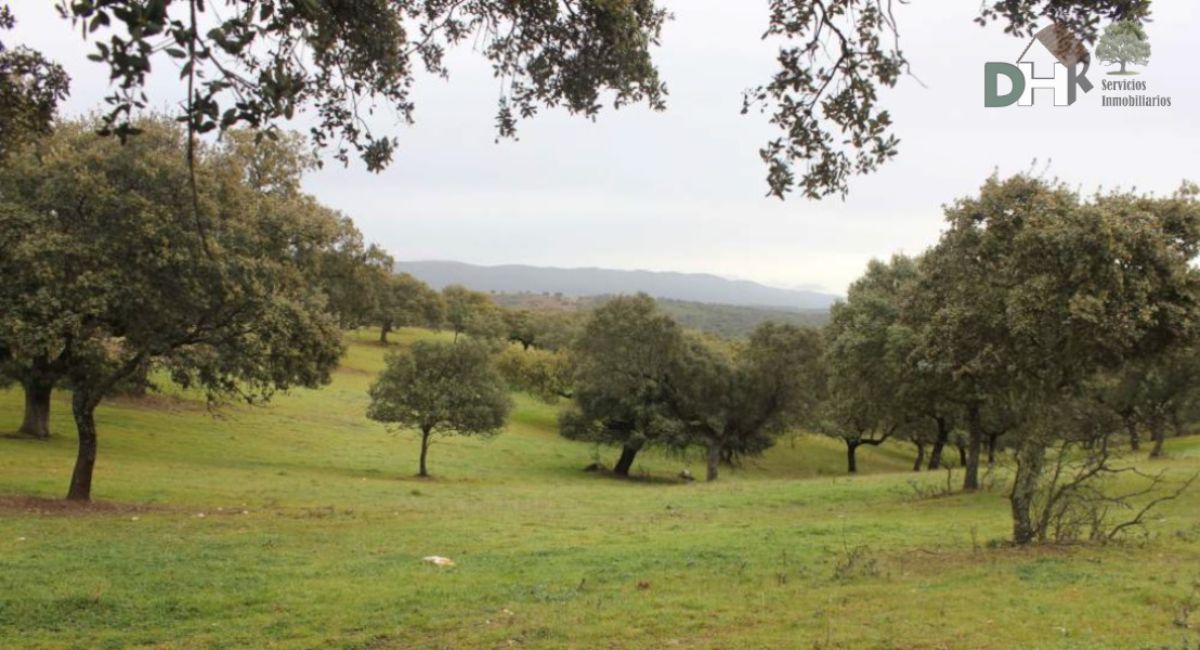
[418,427,432,477]
[67,391,101,501]
[705,442,721,482]
[1010,438,1046,545]
[18,378,53,439]
[846,441,860,474]
[613,441,642,476]
[912,441,926,472]
[963,403,983,491]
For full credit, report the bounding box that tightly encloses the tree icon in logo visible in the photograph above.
[1095,21,1151,76]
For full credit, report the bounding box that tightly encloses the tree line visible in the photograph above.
[3,118,1197,547]
[426,174,1200,546]
[0,114,580,498]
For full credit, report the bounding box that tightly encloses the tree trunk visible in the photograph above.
[986,433,999,468]
[1170,409,1185,438]
[418,427,431,477]
[928,416,948,470]
[846,441,859,474]
[18,378,53,439]
[1149,414,1166,458]
[1010,438,1046,545]
[1126,417,1140,451]
[613,441,642,476]
[379,321,392,344]
[912,441,926,472]
[963,403,983,491]
[705,442,721,482]
[67,391,100,502]
[1120,61,1127,74]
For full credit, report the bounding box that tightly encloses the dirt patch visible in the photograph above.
[0,495,164,516]
[107,393,208,413]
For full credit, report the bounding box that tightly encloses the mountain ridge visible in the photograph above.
[394,260,839,310]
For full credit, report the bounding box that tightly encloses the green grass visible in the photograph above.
[2,328,1200,648]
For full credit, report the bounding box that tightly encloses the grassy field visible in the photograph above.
[2,329,1200,649]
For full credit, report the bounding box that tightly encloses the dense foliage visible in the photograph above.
[0,118,372,500]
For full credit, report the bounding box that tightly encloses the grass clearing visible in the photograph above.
[2,328,1199,648]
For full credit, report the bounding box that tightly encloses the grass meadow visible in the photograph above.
[2,329,1200,649]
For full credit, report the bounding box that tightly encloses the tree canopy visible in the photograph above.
[670,323,823,480]
[53,0,669,172]
[559,294,687,476]
[376,273,445,344]
[1,0,1145,199]
[442,285,504,342]
[0,6,69,159]
[882,175,1198,542]
[817,255,920,474]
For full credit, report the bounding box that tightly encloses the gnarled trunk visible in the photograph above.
[912,440,926,472]
[1126,416,1139,451]
[928,416,949,470]
[18,378,53,439]
[963,403,983,491]
[1010,438,1046,545]
[705,442,721,481]
[613,440,643,476]
[379,321,392,344]
[1170,409,1185,438]
[1149,414,1166,458]
[67,391,100,501]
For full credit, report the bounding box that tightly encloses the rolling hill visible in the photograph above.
[394,260,839,310]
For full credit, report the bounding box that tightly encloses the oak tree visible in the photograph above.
[0,117,345,500]
[366,340,511,477]
[559,294,686,476]
[376,273,445,344]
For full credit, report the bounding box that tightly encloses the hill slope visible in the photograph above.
[395,260,839,310]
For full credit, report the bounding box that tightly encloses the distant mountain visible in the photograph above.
[394,260,839,310]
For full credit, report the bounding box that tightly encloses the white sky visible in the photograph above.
[9,1,1199,293]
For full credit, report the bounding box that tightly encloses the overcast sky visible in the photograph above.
[10,1,1199,293]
